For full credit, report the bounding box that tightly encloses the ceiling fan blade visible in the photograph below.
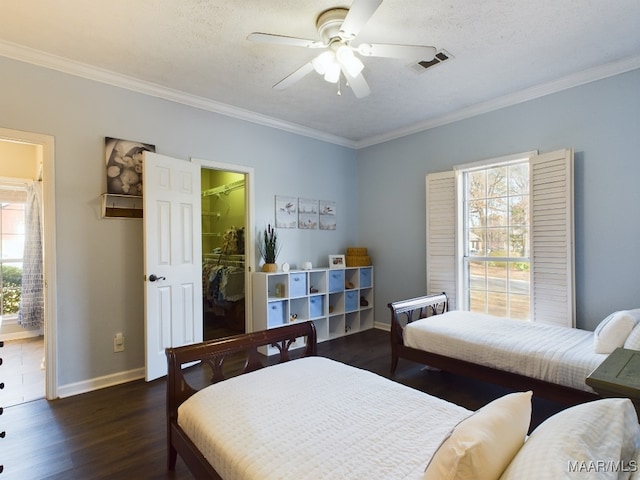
[339,0,383,39]
[247,32,326,48]
[342,68,371,98]
[273,62,316,90]
[356,43,436,61]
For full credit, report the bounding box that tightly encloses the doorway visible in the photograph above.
[142,156,254,379]
[195,158,255,340]
[0,128,57,404]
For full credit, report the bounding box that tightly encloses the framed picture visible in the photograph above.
[319,200,337,230]
[328,254,345,269]
[298,198,318,230]
[275,195,297,228]
[105,137,155,196]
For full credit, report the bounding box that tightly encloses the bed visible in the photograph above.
[389,293,640,405]
[166,320,640,480]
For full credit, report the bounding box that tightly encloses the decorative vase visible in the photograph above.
[262,263,278,273]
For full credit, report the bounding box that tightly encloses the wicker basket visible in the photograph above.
[346,255,371,267]
[346,247,368,256]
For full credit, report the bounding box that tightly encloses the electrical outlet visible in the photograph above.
[114,332,125,353]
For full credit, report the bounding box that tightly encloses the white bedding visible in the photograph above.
[403,310,608,392]
[178,356,471,480]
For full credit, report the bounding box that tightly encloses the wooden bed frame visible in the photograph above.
[388,293,600,406]
[165,321,318,479]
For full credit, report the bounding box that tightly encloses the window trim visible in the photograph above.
[453,151,538,173]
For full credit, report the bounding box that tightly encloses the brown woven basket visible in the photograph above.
[346,255,371,267]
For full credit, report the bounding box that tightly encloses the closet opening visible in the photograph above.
[201,168,247,340]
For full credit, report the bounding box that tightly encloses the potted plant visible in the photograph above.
[259,224,281,272]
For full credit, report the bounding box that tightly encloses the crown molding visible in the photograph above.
[355,55,640,149]
[1,40,638,151]
[0,40,356,149]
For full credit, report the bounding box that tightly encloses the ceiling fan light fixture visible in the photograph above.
[324,62,341,83]
[312,51,336,75]
[336,45,364,77]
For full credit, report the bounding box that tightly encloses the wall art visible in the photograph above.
[319,200,337,230]
[105,137,155,196]
[275,195,297,228]
[298,197,318,230]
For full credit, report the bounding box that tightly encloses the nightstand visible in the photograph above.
[586,347,640,416]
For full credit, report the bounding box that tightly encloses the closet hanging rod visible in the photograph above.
[202,179,245,198]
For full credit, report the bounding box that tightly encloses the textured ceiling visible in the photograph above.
[1,0,639,147]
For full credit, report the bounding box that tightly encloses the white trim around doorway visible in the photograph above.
[191,157,256,333]
[0,127,58,400]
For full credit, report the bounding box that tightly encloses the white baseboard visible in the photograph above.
[374,321,390,332]
[57,367,145,399]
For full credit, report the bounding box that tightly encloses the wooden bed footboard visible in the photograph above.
[165,321,318,478]
[387,294,599,406]
[388,293,449,375]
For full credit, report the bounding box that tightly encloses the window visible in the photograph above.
[463,160,530,319]
[0,191,26,319]
[426,149,575,327]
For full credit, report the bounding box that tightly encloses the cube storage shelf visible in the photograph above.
[252,266,374,355]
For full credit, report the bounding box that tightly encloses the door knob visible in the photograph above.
[149,274,166,282]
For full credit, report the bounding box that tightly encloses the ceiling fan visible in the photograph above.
[247,0,437,98]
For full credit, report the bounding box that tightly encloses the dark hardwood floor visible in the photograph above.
[1,328,567,479]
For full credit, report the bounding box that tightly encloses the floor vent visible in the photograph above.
[409,50,452,73]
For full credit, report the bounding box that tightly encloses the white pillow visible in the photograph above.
[626,308,640,323]
[593,311,637,354]
[424,391,532,480]
[625,323,640,351]
[630,447,640,480]
[624,309,640,351]
[500,398,640,480]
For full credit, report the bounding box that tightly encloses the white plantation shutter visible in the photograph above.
[426,148,574,325]
[530,148,575,327]
[426,171,457,309]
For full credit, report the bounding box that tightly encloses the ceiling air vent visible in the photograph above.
[409,50,452,73]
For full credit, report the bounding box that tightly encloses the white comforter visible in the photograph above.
[178,356,470,480]
[404,310,608,392]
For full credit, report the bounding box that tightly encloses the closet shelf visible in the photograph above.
[101,193,143,219]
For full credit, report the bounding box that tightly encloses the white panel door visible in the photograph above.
[143,152,202,381]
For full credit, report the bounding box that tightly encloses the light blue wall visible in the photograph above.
[1,52,637,392]
[357,68,640,330]
[0,56,357,389]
